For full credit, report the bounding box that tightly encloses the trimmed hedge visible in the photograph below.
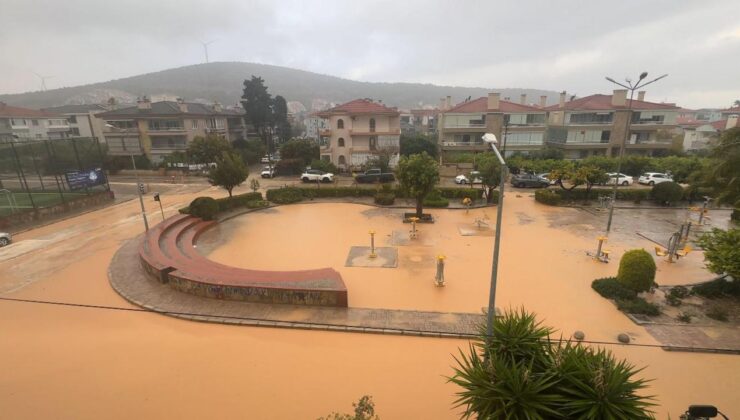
[534,189,562,206]
[617,249,657,293]
[262,186,492,204]
[215,192,264,212]
[266,187,305,204]
[693,278,740,299]
[188,197,219,221]
[616,297,660,316]
[423,190,450,208]
[374,192,395,205]
[651,181,684,205]
[591,277,638,300]
[179,192,266,219]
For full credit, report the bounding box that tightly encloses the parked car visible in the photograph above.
[0,232,11,247]
[638,172,673,186]
[511,173,549,188]
[455,171,482,185]
[260,166,276,178]
[301,169,334,183]
[605,172,633,186]
[260,155,274,164]
[355,168,395,183]
[536,172,558,185]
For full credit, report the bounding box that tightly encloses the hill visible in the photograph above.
[0,62,560,111]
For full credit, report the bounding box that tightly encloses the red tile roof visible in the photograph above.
[545,94,679,111]
[316,99,399,117]
[711,119,728,130]
[0,102,61,118]
[444,97,544,113]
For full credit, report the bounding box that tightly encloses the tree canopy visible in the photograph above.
[187,134,232,165]
[279,139,319,166]
[474,152,503,203]
[207,151,249,197]
[241,76,291,154]
[396,152,439,217]
[400,134,438,158]
[697,228,740,279]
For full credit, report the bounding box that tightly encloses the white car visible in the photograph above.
[455,171,482,185]
[260,166,275,178]
[0,232,11,247]
[537,172,558,186]
[260,155,273,164]
[605,173,633,186]
[638,172,673,186]
[301,169,334,183]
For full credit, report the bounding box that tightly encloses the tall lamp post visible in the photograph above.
[603,72,668,235]
[106,124,149,231]
[482,133,506,340]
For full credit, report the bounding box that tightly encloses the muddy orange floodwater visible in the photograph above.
[0,197,738,419]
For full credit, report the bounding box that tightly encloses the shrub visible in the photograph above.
[705,305,729,322]
[216,192,263,212]
[188,197,219,221]
[438,188,484,200]
[246,200,269,209]
[374,192,395,205]
[677,312,693,323]
[668,286,690,299]
[535,189,562,205]
[309,159,339,174]
[666,294,682,307]
[274,158,305,176]
[692,278,740,299]
[266,187,304,204]
[651,181,684,205]
[616,298,660,316]
[423,190,449,208]
[617,249,657,293]
[591,277,638,300]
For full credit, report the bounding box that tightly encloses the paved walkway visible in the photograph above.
[109,237,483,338]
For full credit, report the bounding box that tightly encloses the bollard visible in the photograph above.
[409,217,419,239]
[435,255,446,287]
[369,230,377,258]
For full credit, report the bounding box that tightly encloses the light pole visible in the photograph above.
[603,72,668,235]
[106,124,149,231]
[482,133,506,340]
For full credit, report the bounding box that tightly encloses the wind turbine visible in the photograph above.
[200,40,216,63]
[32,72,54,91]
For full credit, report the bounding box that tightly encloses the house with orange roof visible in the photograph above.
[316,99,401,171]
[0,102,71,142]
[545,90,679,158]
[436,93,548,158]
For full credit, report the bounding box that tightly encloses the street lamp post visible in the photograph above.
[604,72,668,235]
[106,124,149,231]
[482,133,506,340]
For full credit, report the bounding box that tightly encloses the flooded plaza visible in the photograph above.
[1,188,738,418]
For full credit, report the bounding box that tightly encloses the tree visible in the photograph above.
[734,99,740,107]
[450,309,654,419]
[273,95,292,143]
[697,228,740,279]
[617,249,656,293]
[396,152,439,217]
[651,181,684,206]
[280,139,319,166]
[577,165,609,199]
[232,138,265,165]
[241,76,291,155]
[400,134,438,158]
[705,127,740,204]
[474,152,502,203]
[207,152,249,197]
[188,134,232,165]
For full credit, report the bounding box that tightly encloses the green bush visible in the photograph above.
[188,197,219,221]
[423,190,449,208]
[246,200,270,209]
[668,286,690,299]
[616,297,660,316]
[692,278,740,299]
[374,192,395,205]
[534,189,562,206]
[438,188,484,200]
[591,277,638,300]
[705,305,728,322]
[309,159,339,174]
[677,312,692,323]
[216,192,263,212]
[651,181,684,205]
[275,158,305,176]
[266,187,305,204]
[666,294,682,307]
[617,249,657,293]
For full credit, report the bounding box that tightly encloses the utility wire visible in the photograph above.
[1,296,738,353]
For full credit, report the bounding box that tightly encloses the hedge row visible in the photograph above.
[534,185,709,206]
[265,186,490,203]
[179,192,266,217]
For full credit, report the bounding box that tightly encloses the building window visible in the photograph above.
[369,118,375,132]
[338,155,346,166]
[600,130,611,142]
[338,137,345,147]
[369,136,377,150]
[192,120,198,130]
[68,115,77,123]
[32,119,39,126]
[337,119,344,129]
[71,128,80,136]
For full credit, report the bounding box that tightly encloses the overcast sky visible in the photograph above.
[1,0,739,108]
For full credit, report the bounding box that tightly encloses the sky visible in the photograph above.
[1,0,739,109]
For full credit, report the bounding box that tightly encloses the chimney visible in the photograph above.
[539,95,547,108]
[727,115,739,130]
[212,101,222,112]
[559,91,566,108]
[637,91,646,101]
[446,95,452,110]
[520,94,527,105]
[439,98,447,111]
[487,92,500,111]
[137,96,151,110]
[176,97,188,113]
[612,89,628,107]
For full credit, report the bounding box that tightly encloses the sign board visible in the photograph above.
[65,168,107,190]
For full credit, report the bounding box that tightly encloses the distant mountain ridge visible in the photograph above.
[0,61,561,111]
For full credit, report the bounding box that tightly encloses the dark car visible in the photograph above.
[355,168,395,183]
[511,173,549,188]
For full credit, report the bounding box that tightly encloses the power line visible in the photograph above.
[1,296,737,353]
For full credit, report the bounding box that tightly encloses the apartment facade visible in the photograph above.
[96,97,245,162]
[303,115,328,139]
[545,90,679,158]
[437,93,548,158]
[316,99,401,171]
[43,104,109,139]
[0,102,71,142]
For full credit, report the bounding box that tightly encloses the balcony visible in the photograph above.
[349,128,401,135]
[442,123,486,129]
[319,129,331,136]
[440,141,488,151]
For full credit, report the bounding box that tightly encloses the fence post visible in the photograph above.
[9,141,36,210]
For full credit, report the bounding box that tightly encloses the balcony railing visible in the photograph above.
[441,141,486,147]
[147,126,185,132]
[349,129,401,135]
[443,123,486,129]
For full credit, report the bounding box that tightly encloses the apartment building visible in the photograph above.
[0,102,71,142]
[316,99,401,171]
[437,93,548,158]
[545,90,679,158]
[303,115,329,139]
[43,104,109,139]
[96,97,245,162]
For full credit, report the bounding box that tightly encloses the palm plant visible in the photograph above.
[449,308,655,419]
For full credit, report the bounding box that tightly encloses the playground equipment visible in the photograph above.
[597,195,613,210]
[587,236,611,263]
[408,217,419,239]
[473,218,489,229]
[655,231,693,262]
[434,255,446,287]
[368,230,377,259]
[462,197,472,214]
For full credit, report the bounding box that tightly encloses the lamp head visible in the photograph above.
[481,133,498,144]
[639,71,648,80]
